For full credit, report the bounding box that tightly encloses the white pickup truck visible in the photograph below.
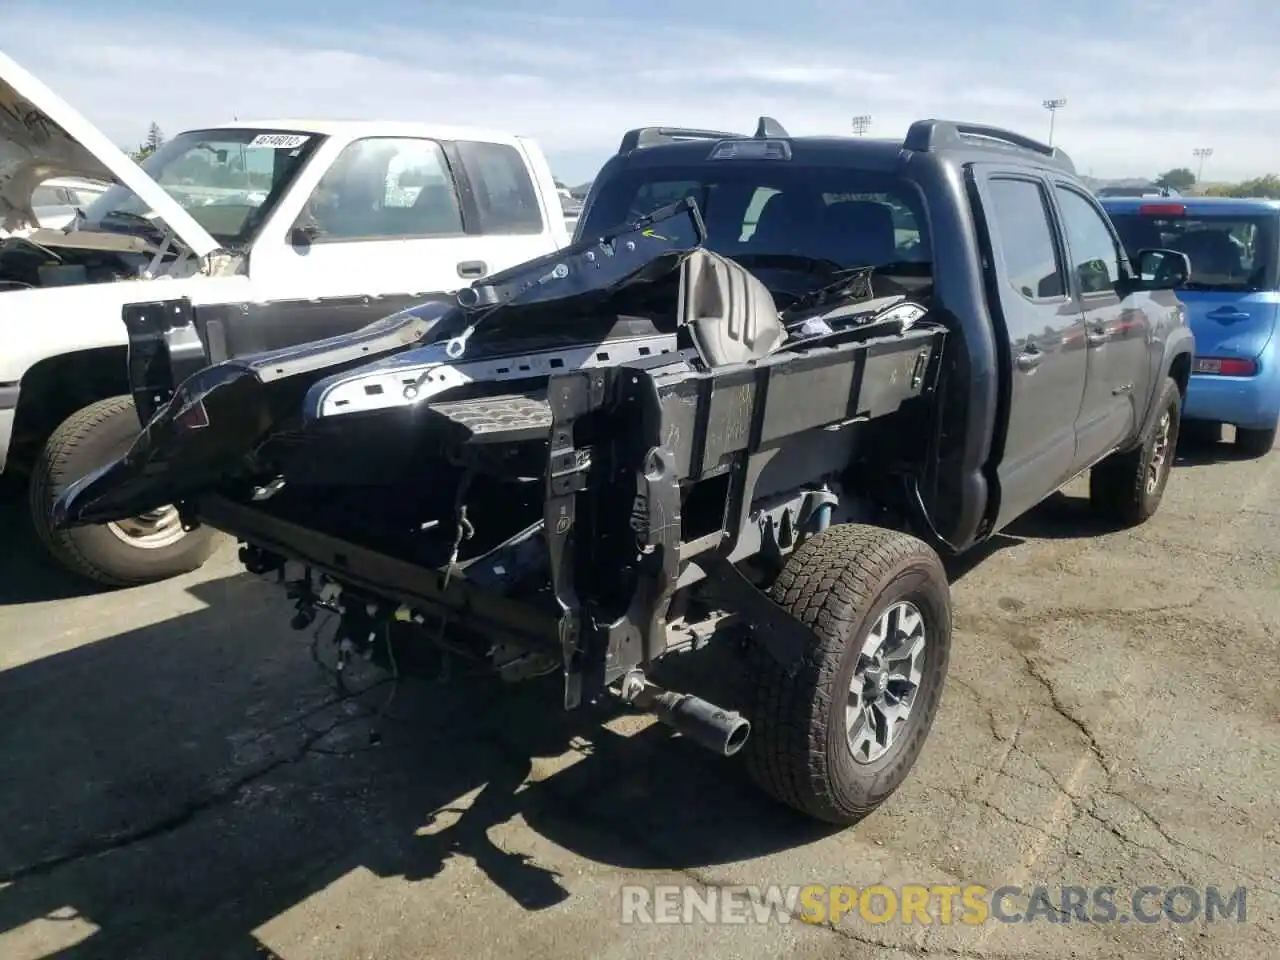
[0,50,570,586]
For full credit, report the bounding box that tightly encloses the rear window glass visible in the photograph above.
[455,140,544,235]
[985,178,1065,301]
[579,163,930,272]
[1109,210,1279,292]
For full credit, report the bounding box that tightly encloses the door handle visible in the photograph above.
[1085,326,1108,345]
[457,260,488,279]
[1016,348,1042,371]
[1207,309,1251,324]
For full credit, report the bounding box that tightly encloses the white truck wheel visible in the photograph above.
[29,396,217,587]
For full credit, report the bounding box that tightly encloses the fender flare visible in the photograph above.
[1142,325,1195,438]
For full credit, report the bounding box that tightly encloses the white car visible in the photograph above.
[18,176,109,233]
[0,49,570,586]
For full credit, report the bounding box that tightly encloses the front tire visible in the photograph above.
[29,396,217,587]
[1088,375,1181,526]
[743,524,952,825]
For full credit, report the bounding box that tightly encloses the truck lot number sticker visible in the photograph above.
[248,133,311,149]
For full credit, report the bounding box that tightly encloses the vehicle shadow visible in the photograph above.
[0,572,833,958]
[0,476,117,605]
[1001,490,1117,541]
[990,428,1236,543]
[1172,426,1265,466]
[942,531,1023,582]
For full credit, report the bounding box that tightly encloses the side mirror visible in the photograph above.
[290,222,321,247]
[1135,248,1190,290]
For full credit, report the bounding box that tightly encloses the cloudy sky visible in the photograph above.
[7,0,1279,184]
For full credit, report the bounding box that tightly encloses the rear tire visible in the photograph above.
[742,524,951,826]
[1178,420,1221,446]
[1089,375,1181,526]
[29,395,217,587]
[1234,424,1276,458]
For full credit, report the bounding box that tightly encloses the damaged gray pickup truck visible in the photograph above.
[54,117,1194,825]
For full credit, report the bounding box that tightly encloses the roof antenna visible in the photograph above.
[754,116,789,138]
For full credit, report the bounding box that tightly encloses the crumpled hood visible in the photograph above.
[0,50,220,257]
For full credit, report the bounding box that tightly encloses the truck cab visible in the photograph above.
[0,49,568,585]
[574,119,1195,551]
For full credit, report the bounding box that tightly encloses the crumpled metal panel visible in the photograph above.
[53,199,709,528]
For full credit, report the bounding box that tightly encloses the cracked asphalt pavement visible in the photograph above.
[1,433,1276,960]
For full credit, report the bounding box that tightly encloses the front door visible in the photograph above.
[230,135,489,356]
[1050,183,1153,469]
[217,135,561,361]
[973,169,1089,530]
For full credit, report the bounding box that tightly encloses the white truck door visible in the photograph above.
[245,135,489,304]
[191,134,571,361]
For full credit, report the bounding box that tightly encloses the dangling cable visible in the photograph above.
[441,467,476,591]
[368,619,401,746]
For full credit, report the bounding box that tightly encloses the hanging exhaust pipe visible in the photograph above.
[621,673,751,756]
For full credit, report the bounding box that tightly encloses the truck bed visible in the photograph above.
[190,320,947,651]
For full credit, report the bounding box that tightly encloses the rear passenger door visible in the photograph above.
[972,169,1090,530]
[1049,182,1151,469]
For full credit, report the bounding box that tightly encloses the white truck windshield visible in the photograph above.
[82,129,322,244]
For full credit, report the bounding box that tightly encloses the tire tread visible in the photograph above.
[28,396,214,587]
[1089,375,1181,526]
[743,524,949,824]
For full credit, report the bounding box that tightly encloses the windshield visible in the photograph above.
[1109,210,1279,292]
[81,128,323,245]
[578,162,931,294]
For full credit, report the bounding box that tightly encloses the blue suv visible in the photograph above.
[1102,196,1280,455]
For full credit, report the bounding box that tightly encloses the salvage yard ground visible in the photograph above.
[1,433,1277,960]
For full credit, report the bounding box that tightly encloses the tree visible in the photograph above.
[1202,174,1280,199]
[129,122,165,162]
[1154,167,1196,191]
[1233,174,1280,199]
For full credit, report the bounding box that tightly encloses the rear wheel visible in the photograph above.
[1178,420,1221,446]
[29,395,218,587]
[1089,375,1181,526]
[742,524,951,825]
[1235,423,1276,458]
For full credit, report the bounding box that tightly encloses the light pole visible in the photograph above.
[1193,147,1214,183]
[851,115,871,136]
[1042,98,1066,147]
